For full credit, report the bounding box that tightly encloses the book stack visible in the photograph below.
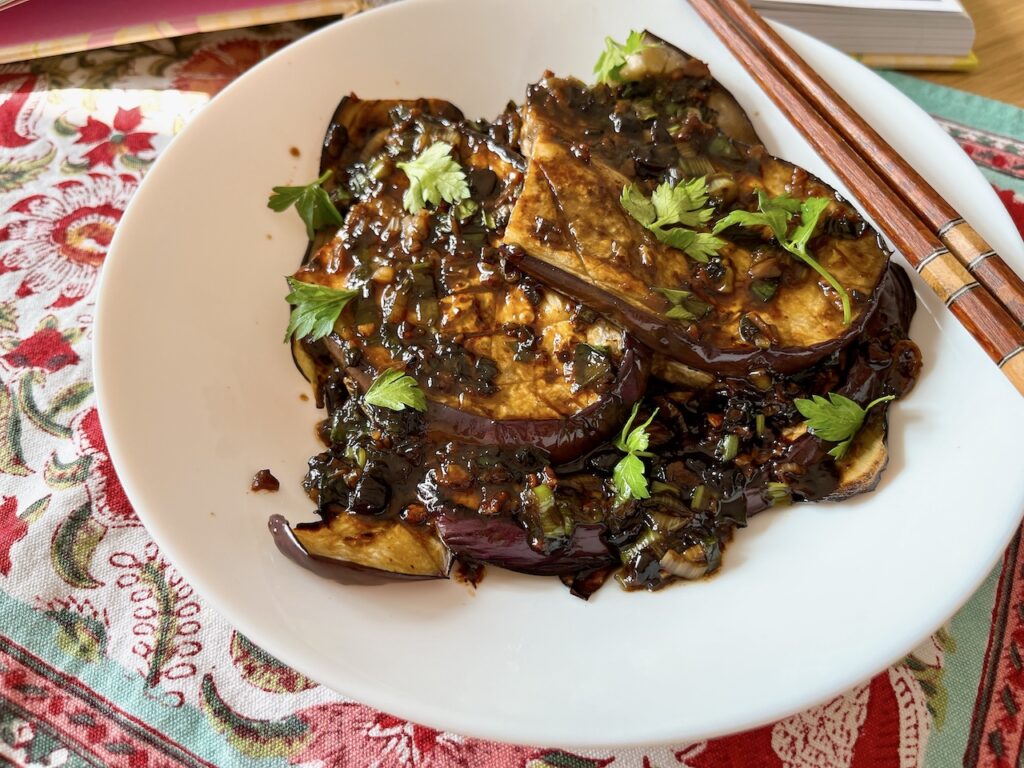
[752,0,977,70]
[0,0,976,72]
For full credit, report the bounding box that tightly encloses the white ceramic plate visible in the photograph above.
[95,0,1024,747]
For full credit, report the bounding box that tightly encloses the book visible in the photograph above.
[0,0,975,71]
[854,50,977,71]
[0,0,363,65]
[752,0,976,58]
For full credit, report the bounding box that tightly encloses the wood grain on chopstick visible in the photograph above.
[714,0,1024,328]
[687,0,1024,396]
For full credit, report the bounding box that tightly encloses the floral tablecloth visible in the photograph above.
[2,12,1024,768]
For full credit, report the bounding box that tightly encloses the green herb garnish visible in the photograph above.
[764,482,792,506]
[621,178,724,262]
[363,369,427,412]
[716,433,739,462]
[794,392,895,459]
[713,190,851,323]
[656,287,711,322]
[396,142,470,214]
[268,170,344,240]
[612,402,659,500]
[593,30,651,85]
[454,198,479,221]
[283,277,358,342]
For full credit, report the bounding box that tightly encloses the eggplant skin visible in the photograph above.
[425,341,646,464]
[434,514,617,576]
[341,340,649,465]
[630,31,760,146]
[321,95,465,177]
[307,93,651,453]
[504,132,889,375]
[268,514,452,584]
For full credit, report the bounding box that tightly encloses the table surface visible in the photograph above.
[0,10,1023,768]
[917,0,1024,106]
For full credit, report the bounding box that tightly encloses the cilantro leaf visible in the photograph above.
[789,197,851,324]
[666,305,697,320]
[268,170,344,240]
[651,177,713,228]
[790,197,831,255]
[617,404,657,454]
[613,453,650,500]
[593,30,651,85]
[620,184,656,226]
[612,402,659,500]
[657,287,711,322]
[396,142,470,214]
[712,208,769,235]
[283,277,358,342]
[794,392,895,459]
[712,190,852,323]
[712,190,791,239]
[621,179,723,262]
[769,192,802,214]
[363,369,427,412]
[653,228,724,262]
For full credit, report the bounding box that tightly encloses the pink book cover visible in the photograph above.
[0,0,365,64]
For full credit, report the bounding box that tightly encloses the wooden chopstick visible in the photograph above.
[714,0,1024,329]
[687,0,1024,396]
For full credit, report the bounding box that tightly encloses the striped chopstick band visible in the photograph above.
[687,0,1024,396]
[914,245,1024,376]
[939,219,1024,326]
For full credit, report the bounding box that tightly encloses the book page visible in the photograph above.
[752,0,965,11]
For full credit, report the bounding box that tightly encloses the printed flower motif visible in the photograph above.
[72,107,155,169]
[0,716,70,768]
[230,631,318,693]
[2,327,79,371]
[37,595,111,663]
[0,67,55,192]
[676,669,932,768]
[109,541,203,704]
[995,187,1024,239]
[172,38,290,96]
[0,496,27,576]
[291,703,533,767]
[73,407,137,528]
[0,173,136,307]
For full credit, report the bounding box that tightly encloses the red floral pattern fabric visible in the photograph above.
[1,16,1023,768]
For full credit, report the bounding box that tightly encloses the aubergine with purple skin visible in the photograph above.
[424,469,629,577]
[505,33,889,375]
[434,516,616,576]
[291,94,651,462]
[334,339,648,464]
[270,32,921,594]
[268,514,451,583]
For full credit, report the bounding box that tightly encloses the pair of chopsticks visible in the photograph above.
[688,0,1024,397]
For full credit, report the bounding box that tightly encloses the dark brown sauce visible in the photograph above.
[251,469,280,492]
[452,559,485,589]
[277,56,921,596]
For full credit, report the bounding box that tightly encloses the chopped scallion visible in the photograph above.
[717,434,739,462]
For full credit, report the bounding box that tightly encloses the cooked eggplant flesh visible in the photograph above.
[505,73,889,374]
[272,33,921,595]
[295,98,642,428]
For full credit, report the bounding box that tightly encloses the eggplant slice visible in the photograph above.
[271,34,921,593]
[294,96,648,458]
[269,514,451,583]
[506,60,889,375]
